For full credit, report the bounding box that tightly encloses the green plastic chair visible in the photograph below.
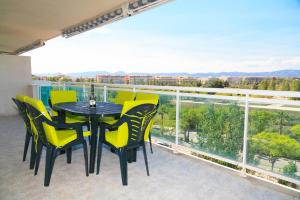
[12,95,37,169]
[135,93,159,153]
[97,100,158,185]
[100,91,136,125]
[25,97,90,186]
[49,90,89,124]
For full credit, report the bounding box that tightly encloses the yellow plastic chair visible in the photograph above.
[12,95,37,169]
[115,91,136,105]
[49,90,88,124]
[135,93,159,153]
[24,97,90,186]
[97,100,158,185]
[100,91,136,124]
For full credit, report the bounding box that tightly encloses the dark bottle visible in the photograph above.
[89,84,96,108]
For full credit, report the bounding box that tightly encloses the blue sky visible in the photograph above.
[25,0,300,74]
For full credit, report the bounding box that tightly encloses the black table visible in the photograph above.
[53,102,122,173]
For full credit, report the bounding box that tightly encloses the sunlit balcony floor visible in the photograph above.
[0,116,298,200]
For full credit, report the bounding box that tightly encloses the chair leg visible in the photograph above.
[142,142,150,176]
[88,136,91,145]
[96,134,103,175]
[149,134,153,154]
[66,147,72,164]
[44,147,56,187]
[29,137,36,170]
[23,131,31,161]
[119,148,128,186]
[34,141,43,175]
[83,141,89,177]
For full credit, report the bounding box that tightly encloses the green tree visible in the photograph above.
[249,110,276,135]
[281,79,290,91]
[290,124,300,142]
[258,80,268,90]
[204,78,225,88]
[274,111,290,134]
[250,132,300,171]
[291,79,300,91]
[158,104,168,135]
[267,79,276,90]
[197,104,244,159]
[283,161,297,177]
[181,108,200,142]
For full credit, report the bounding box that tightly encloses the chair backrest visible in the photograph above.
[135,93,159,140]
[49,90,77,116]
[115,91,135,105]
[135,93,159,104]
[118,100,158,148]
[25,97,58,146]
[12,95,31,131]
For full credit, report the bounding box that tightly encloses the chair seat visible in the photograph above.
[56,130,90,147]
[65,116,88,123]
[99,116,118,125]
[52,111,88,123]
[105,130,127,148]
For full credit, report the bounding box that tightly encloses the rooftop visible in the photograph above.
[0,115,298,200]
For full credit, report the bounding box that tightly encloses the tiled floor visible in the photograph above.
[0,116,298,200]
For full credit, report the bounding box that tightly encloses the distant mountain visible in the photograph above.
[35,69,300,78]
[191,70,300,78]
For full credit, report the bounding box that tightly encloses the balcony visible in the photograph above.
[0,81,288,197]
[1,0,300,199]
[0,114,299,199]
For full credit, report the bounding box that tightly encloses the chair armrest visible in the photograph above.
[38,114,85,140]
[106,116,126,130]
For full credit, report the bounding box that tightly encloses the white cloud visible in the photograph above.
[24,27,300,74]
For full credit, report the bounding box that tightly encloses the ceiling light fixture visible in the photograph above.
[62,0,171,38]
[14,40,45,55]
[62,8,124,38]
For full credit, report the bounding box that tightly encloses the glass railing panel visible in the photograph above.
[152,94,176,143]
[66,85,86,101]
[83,85,104,102]
[40,85,52,107]
[247,104,300,181]
[179,96,245,162]
[107,89,117,103]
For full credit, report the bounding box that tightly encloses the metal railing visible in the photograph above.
[32,80,300,188]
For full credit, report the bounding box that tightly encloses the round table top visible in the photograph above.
[53,102,122,117]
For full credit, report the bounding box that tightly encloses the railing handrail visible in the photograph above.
[32,80,300,98]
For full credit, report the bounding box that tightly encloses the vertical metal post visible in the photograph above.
[242,93,249,176]
[103,86,107,102]
[83,84,86,100]
[38,84,41,100]
[175,89,180,146]
[133,86,136,93]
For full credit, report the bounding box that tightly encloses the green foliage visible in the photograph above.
[204,78,225,88]
[283,161,297,177]
[290,124,300,137]
[196,103,244,159]
[180,108,200,142]
[154,96,176,136]
[250,132,300,171]
[249,110,276,135]
[291,79,300,91]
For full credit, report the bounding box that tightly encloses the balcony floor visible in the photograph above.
[0,116,298,200]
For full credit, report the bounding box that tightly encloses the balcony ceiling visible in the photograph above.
[0,0,130,54]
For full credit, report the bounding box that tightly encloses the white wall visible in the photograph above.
[0,55,32,116]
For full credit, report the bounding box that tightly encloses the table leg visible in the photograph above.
[57,110,66,124]
[89,116,98,173]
